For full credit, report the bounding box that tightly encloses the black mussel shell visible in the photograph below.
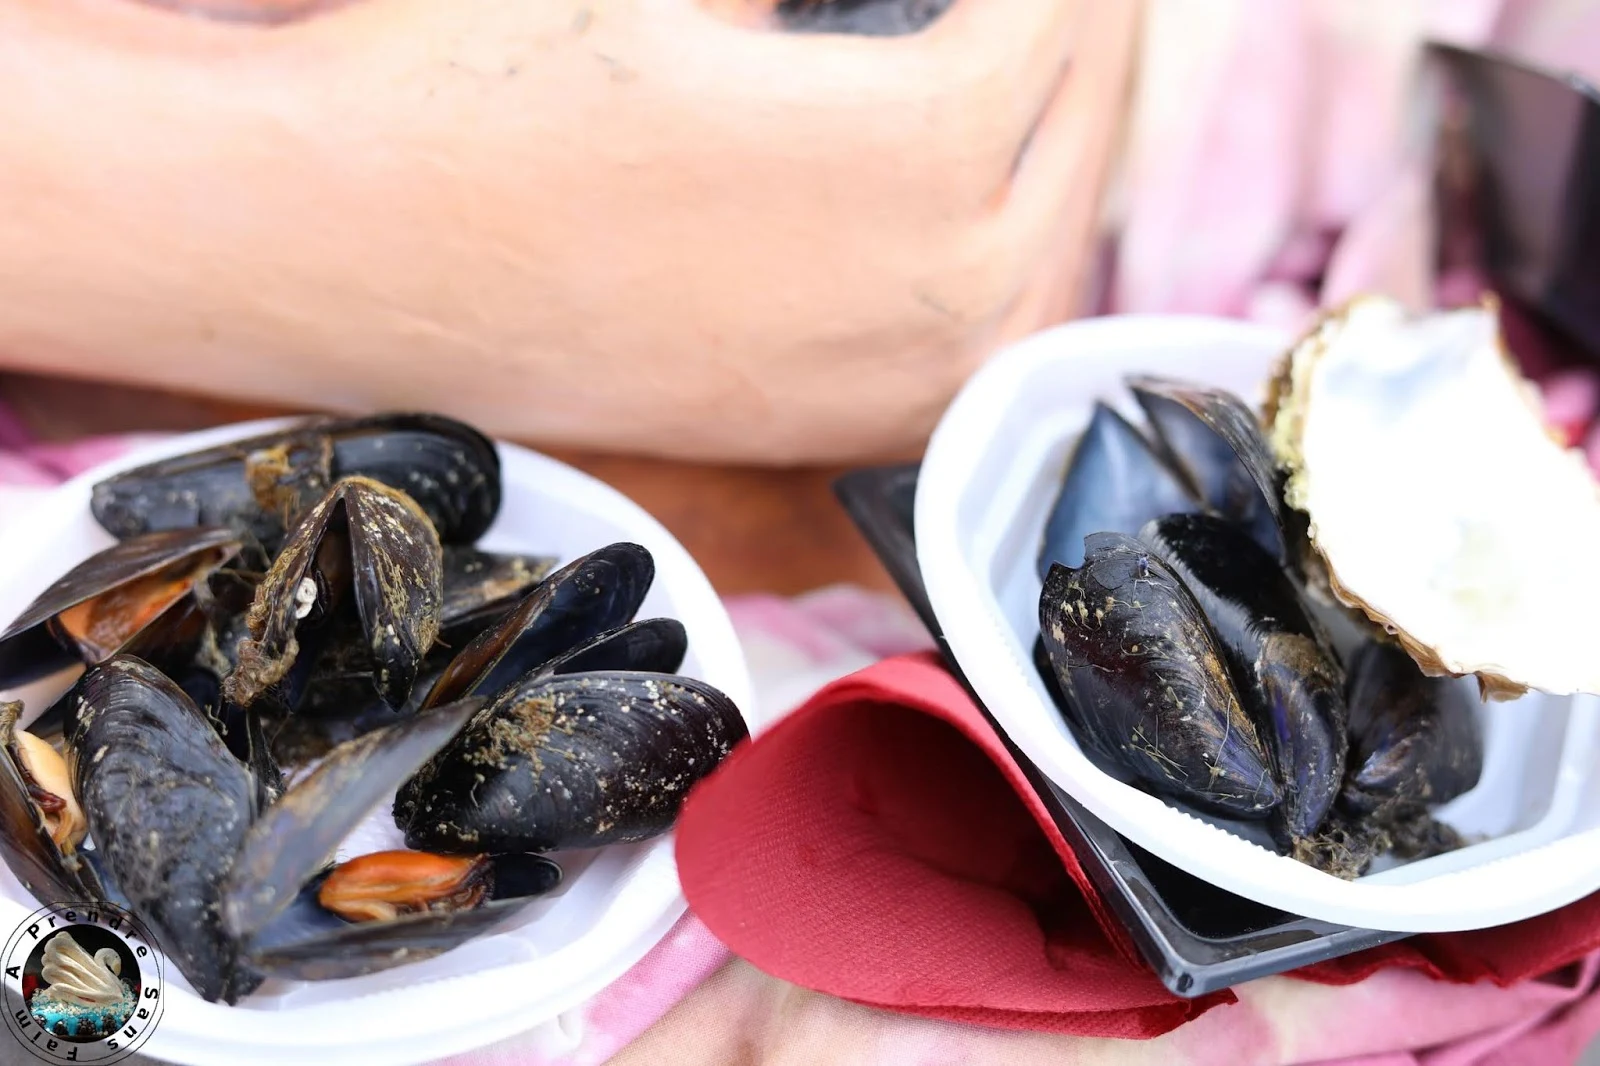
[266,548,558,730]
[422,543,655,710]
[1127,376,1289,564]
[536,618,688,678]
[90,428,329,555]
[67,657,264,1005]
[438,547,557,649]
[1030,634,1123,772]
[1037,402,1202,577]
[1294,642,1484,880]
[224,477,444,713]
[325,414,501,546]
[244,853,561,982]
[1038,532,1281,819]
[0,528,242,691]
[260,619,686,769]
[1343,640,1484,818]
[89,412,500,551]
[266,640,455,766]
[776,0,954,35]
[0,701,105,904]
[1138,514,1347,848]
[395,670,748,854]
[219,696,482,944]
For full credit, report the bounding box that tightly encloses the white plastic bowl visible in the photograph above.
[915,314,1600,933]
[0,419,756,1066]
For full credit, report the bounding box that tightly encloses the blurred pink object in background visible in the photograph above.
[1110,0,1600,475]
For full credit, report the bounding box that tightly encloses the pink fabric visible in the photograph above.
[1112,0,1599,333]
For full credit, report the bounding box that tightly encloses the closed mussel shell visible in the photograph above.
[68,657,262,1005]
[1343,639,1484,818]
[90,421,335,549]
[325,414,501,546]
[1038,532,1281,819]
[1138,513,1348,847]
[395,670,748,854]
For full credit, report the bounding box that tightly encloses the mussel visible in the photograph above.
[0,701,102,902]
[421,542,656,710]
[437,547,557,648]
[1037,403,1201,576]
[224,476,444,713]
[1127,376,1289,563]
[396,670,747,854]
[1313,639,1485,875]
[1033,371,1487,878]
[89,413,500,554]
[317,851,501,922]
[1038,533,1281,819]
[1138,513,1347,851]
[10,655,559,1003]
[245,852,562,982]
[1036,377,1292,578]
[0,528,244,691]
[394,537,731,854]
[1344,640,1484,815]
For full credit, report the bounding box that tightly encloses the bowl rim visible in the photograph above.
[913,311,1600,933]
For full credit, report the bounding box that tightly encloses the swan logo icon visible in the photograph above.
[1,904,164,1064]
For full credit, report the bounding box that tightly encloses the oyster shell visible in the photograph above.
[1265,294,1600,699]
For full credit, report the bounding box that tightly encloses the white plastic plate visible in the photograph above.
[915,314,1600,933]
[0,419,756,1066]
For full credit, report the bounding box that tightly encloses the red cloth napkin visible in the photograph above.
[674,652,1600,1039]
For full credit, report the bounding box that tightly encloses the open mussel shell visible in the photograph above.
[1138,513,1348,848]
[244,852,562,982]
[1037,403,1203,578]
[224,476,444,713]
[396,669,748,855]
[65,654,483,1004]
[0,527,243,691]
[1127,376,1290,564]
[438,547,558,648]
[422,542,656,710]
[1038,532,1281,819]
[219,696,484,944]
[89,412,501,551]
[0,701,104,904]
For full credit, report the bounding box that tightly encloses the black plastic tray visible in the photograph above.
[1427,42,1600,362]
[832,463,1408,997]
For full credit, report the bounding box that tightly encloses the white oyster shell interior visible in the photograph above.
[1273,295,1600,697]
